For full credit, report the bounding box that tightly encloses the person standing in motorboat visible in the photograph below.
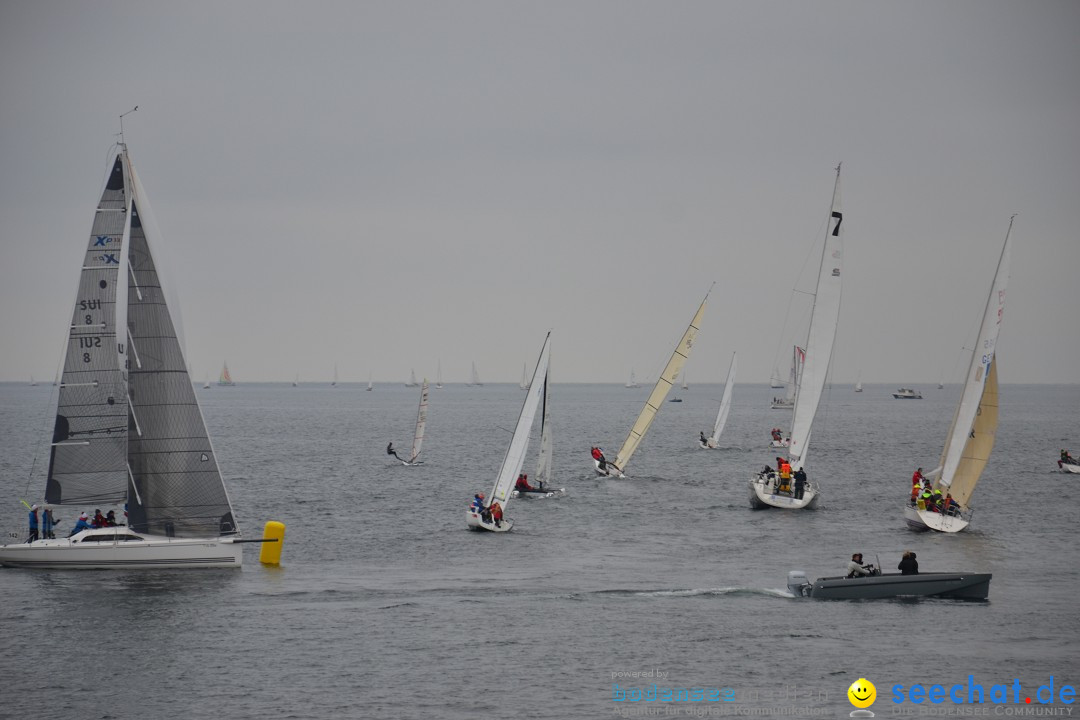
[898,551,919,575]
[846,553,875,578]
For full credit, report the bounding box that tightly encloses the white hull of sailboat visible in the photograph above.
[771,399,794,410]
[769,439,790,448]
[1059,461,1080,474]
[399,459,424,466]
[902,504,970,533]
[0,529,242,569]
[748,474,819,510]
[465,510,513,532]
[593,459,625,478]
[513,487,566,499]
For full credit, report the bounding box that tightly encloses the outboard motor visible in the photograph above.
[787,570,812,597]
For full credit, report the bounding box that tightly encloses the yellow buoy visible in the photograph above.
[259,521,285,565]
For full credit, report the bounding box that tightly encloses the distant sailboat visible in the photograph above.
[771,347,800,409]
[202,374,210,389]
[749,165,844,510]
[769,367,785,389]
[681,369,688,391]
[594,288,711,477]
[466,332,551,532]
[466,362,483,387]
[519,363,529,390]
[366,373,373,391]
[405,369,418,387]
[30,375,37,386]
[855,373,863,393]
[903,217,1014,533]
[218,362,235,386]
[625,369,640,388]
[700,352,736,449]
[396,379,429,466]
[435,361,443,389]
[292,373,299,388]
[331,364,338,387]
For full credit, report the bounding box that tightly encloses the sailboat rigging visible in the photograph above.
[594,288,711,478]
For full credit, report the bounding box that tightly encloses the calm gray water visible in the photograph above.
[1,381,1077,719]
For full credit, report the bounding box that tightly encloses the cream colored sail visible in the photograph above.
[946,360,999,506]
[612,289,710,473]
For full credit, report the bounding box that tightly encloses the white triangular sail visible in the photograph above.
[534,364,552,486]
[487,333,551,511]
[408,379,429,463]
[787,167,844,471]
[708,352,737,446]
[520,363,529,390]
[612,289,710,473]
[936,218,1012,506]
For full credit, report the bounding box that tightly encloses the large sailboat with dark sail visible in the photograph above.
[0,144,243,568]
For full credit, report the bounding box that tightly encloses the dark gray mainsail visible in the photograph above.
[47,148,238,538]
[45,156,130,506]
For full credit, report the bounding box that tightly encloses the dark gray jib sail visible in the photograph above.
[46,148,238,538]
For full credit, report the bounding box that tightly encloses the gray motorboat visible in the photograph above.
[787,569,991,600]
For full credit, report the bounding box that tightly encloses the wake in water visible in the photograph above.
[595,587,795,599]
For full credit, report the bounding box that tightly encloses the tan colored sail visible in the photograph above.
[948,360,999,507]
[612,292,708,472]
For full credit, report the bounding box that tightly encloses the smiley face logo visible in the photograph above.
[847,678,877,708]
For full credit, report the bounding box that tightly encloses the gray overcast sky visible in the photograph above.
[2,1,1078,385]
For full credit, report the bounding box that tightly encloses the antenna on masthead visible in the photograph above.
[119,106,138,145]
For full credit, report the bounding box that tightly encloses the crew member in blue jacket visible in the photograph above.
[27,504,39,543]
[69,512,92,537]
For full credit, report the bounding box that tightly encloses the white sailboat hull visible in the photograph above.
[465,510,513,532]
[769,439,790,448]
[1059,460,1080,474]
[593,459,625,478]
[902,504,970,533]
[512,487,566,499]
[771,399,794,410]
[748,474,819,510]
[0,528,242,569]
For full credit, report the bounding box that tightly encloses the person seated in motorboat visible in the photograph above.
[490,501,504,528]
[793,468,807,500]
[591,446,607,472]
[898,551,919,575]
[515,473,536,492]
[470,493,485,514]
[69,512,92,537]
[386,442,401,461]
[846,553,875,578]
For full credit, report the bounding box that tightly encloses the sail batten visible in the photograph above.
[613,292,708,472]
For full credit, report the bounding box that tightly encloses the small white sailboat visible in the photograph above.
[466,332,551,531]
[681,369,688,391]
[466,362,483,387]
[292,373,299,388]
[396,379,429,466]
[218,361,235,386]
[30,375,38,386]
[624,369,640,388]
[405,369,418,387]
[770,346,801,409]
[749,166,845,510]
[594,288,710,477]
[514,357,565,499]
[0,144,245,568]
[519,363,529,390]
[700,352,736,449]
[854,375,863,393]
[435,361,443,389]
[202,373,210,389]
[366,373,373,391]
[904,217,1014,533]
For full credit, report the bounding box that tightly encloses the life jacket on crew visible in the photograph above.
[490,502,503,521]
[780,462,792,479]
